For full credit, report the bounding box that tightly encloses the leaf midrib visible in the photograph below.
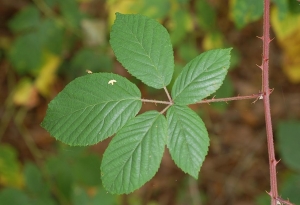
[174,53,228,100]
[121,17,165,86]
[109,114,161,190]
[47,98,139,122]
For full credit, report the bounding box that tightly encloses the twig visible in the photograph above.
[141,99,172,105]
[142,93,263,106]
[195,93,262,104]
[160,104,172,114]
[164,86,173,103]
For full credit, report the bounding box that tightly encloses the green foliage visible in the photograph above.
[8,5,66,75]
[136,0,171,19]
[177,40,199,63]
[280,174,300,204]
[101,111,167,194]
[41,73,142,146]
[288,0,300,13]
[0,144,23,188]
[44,147,106,202]
[38,19,64,55]
[7,0,111,84]
[8,5,40,33]
[9,33,43,74]
[230,0,264,29]
[42,13,231,194]
[256,120,300,204]
[72,185,118,205]
[0,188,33,205]
[0,146,118,205]
[255,194,270,205]
[24,163,50,199]
[58,0,82,29]
[110,13,174,89]
[272,0,289,19]
[167,105,209,178]
[169,9,191,46]
[196,0,216,31]
[71,48,112,76]
[171,48,232,105]
[277,120,300,171]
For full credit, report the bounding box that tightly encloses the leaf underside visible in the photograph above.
[110,13,174,89]
[167,105,209,179]
[101,111,167,194]
[172,48,232,105]
[41,73,142,146]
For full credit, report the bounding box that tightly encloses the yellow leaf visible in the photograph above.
[35,53,61,97]
[271,7,300,42]
[106,0,169,26]
[271,7,300,83]
[13,78,39,108]
[283,65,300,83]
[106,0,139,26]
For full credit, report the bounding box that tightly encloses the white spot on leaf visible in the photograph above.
[108,80,117,85]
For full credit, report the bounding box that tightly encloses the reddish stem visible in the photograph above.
[261,0,279,204]
[196,93,262,104]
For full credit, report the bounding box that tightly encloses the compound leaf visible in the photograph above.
[172,48,231,105]
[167,105,209,179]
[101,111,167,194]
[41,73,141,146]
[110,13,174,89]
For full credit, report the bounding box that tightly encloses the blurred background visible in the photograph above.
[0,0,300,204]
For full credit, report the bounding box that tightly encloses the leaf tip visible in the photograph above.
[191,173,199,180]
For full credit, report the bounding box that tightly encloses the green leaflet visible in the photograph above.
[110,13,174,89]
[171,48,231,105]
[101,111,167,194]
[167,105,209,179]
[41,73,141,146]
